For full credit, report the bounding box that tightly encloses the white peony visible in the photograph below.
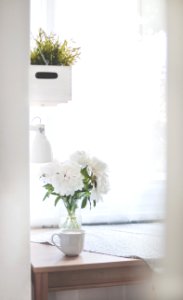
[39,161,60,185]
[40,151,109,211]
[51,161,84,196]
[90,189,103,202]
[96,174,110,194]
[88,156,108,177]
[70,150,90,168]
[90,173,109,202]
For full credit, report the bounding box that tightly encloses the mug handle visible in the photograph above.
[51,234,62,251]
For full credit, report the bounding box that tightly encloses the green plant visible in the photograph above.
[30,28,80,66]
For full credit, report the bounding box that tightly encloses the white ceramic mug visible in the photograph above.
[51,230,85,256]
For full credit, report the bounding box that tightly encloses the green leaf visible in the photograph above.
[43,191,50,201]
[54,195,61,206]
[52,192,60,196]
[31,28,80,66]
[43,183,54,192]
[80,167,89,178]
[81,197,87,209]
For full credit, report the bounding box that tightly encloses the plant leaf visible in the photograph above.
[43,191,50,201]
[81,197,87,209]
[31,28,80,66]
[54,195,61,206]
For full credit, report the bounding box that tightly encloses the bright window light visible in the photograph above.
[30,0,166,227]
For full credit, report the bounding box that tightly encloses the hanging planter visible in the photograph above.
[30,65,72,105]
[30,29,80,106]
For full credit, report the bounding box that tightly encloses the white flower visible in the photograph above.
[88,156,108,177]
[39,161,60,185]
[51,161,84,196]
[90,189,103,202]
[71,153,109,196]
[70,151,89,167]
[96,174,110,194]
[40,151,109,210]
[90,173,109,202]
[87,157,109,198]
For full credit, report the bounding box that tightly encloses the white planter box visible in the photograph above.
[29,65,72,105]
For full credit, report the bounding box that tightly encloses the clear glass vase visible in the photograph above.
[59,210,82,231]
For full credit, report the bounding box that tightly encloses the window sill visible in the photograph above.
[31,222,164,269]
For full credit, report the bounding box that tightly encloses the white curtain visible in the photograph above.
[30,0,166,227]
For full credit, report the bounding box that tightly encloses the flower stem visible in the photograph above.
[62,213,81,230]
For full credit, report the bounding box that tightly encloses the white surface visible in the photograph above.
[30,65,72,105]
[31,130,53,163]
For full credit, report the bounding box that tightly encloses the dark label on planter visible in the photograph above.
[35,72,58,79]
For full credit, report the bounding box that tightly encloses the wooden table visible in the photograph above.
[31,242,152,300]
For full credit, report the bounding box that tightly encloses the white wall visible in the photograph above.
[0,1,30,300]
[155,0,183,299]
[166,0,183,295]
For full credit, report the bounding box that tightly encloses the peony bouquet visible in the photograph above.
[40,151,109,226]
